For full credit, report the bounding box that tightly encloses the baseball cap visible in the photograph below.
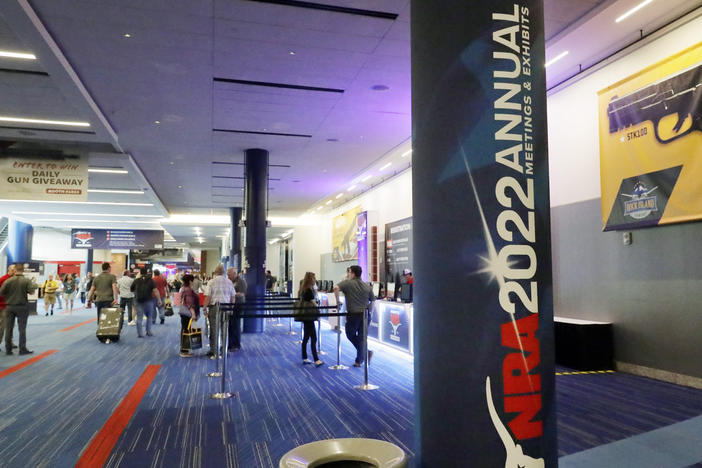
[402,268,412,275]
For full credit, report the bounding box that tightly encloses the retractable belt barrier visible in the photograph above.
[217,303,378,391]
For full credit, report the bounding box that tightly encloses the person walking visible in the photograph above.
[86,263,118,319]
[117,269,135,325]
[0,265,17,350]
[152,269,168,325]
[42,274,59,316]
[334,265,375,367]
[130,267,160,338]
[298,272,323,367]
[179,274,200,357]
[226,268,247,352]
[202,265,236,358]
[62,274,77,314]
[0,264,38,355]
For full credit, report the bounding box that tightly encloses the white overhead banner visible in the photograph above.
[0,155,89,201]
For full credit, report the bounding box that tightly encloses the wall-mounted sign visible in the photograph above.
[71,229,164,250]
[599,42,702,230]
[385,217,413,285]
[332,206,361,262]
[380,303,410,351]
[0,155,88,201]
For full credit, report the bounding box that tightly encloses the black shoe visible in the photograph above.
[19,349,33,355]
[160,318,164,324]
[12,344,18,349]
[6,350,13,356]
[206,351,215,357]
[45,312,48,316]
[50,310,53,316]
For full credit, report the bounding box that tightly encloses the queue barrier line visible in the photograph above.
[60,318,97,332]
[556,370,615,376]
[0,349,59,380]
[219,304,378,390]
[75,364,161,468]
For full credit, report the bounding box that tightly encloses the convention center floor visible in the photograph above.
[1,304,701,468]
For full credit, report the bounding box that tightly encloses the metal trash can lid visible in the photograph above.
[279,438,408,468]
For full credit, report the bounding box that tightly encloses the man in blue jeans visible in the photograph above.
[86,263,118,320]
[130,268,161,338]
[334,265,375,367]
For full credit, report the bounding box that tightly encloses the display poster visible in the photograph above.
[599,42,702,230]
[385,217,412,285]
[380,303,409,351]
[0,155,88,201]
[71,229,164,249]
[331,206,361,262]
[412,0,555,465]
[356,211,368,280]
[368,302,380,340]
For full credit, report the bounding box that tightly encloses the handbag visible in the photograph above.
[164,298,174,316]
[294,299,319,322]
[181,319,203,350]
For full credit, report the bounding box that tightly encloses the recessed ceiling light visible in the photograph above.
[88,168,128,174]
[0,50,36,60]
[0,199,153,206]
[401,149,412,157]
[615,0,654,23]
[361,175,372,182]
[177,185,183,189]
[123,33,131,38]
[379,162,392,171]
[169,161,175,165]
[12,211,163,218]
[0,116,90,127]
[371,85,390,91]
[316,206,323,211]
[347,185,357,191]
[545,51,569,68]
[154,120,160,124]
[325,200,332,205]
[289,50,295,55]
[335,193,343,199]
[87,189,144,195]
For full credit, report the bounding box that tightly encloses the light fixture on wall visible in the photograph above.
[88,168,128,174]
[87,189,144,194]
[0,50,36,60]
[615,0,654,23]
[0,116,90,127]
[545,51,569,68]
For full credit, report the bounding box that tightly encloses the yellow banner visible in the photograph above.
[331,206,361,262]
[598,42,702,230]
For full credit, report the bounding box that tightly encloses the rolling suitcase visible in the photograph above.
[97,307,124,343]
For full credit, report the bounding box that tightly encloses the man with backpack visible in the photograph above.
[130,267,161,338]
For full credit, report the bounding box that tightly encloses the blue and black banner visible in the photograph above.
[71,229,164,250]
[412,1,556,466]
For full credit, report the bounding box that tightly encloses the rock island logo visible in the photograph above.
[389,310,401,342]
[622,181,658,219]
[73,231,93,247]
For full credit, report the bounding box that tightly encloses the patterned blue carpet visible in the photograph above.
[0,305,701,467]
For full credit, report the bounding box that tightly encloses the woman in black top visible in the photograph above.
[299,272,323,367]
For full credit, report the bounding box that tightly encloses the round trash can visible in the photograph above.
[279,438,408,468]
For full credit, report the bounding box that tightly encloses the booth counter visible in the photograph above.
[317,292,414,355]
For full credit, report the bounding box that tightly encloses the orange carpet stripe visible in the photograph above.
[0,350,58,379]
[74,365,160,468]
[60,318,97,332]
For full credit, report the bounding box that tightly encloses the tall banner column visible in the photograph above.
[230,207,243,272]
[243,148,268,333]
[7,218,33,264]
[411,1,556,466]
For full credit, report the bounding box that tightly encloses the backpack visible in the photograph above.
[134,278,153,302]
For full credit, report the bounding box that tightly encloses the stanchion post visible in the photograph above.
[316,319,327,355]
[210,304,234,399]
[207,304,222,377]
[286,314,296,335]
[355,309,378,391]
[328,321,348,370]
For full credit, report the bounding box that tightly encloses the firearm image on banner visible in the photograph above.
[331,206,361,262]
[411,0,555,465]
[599,42,702,231]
